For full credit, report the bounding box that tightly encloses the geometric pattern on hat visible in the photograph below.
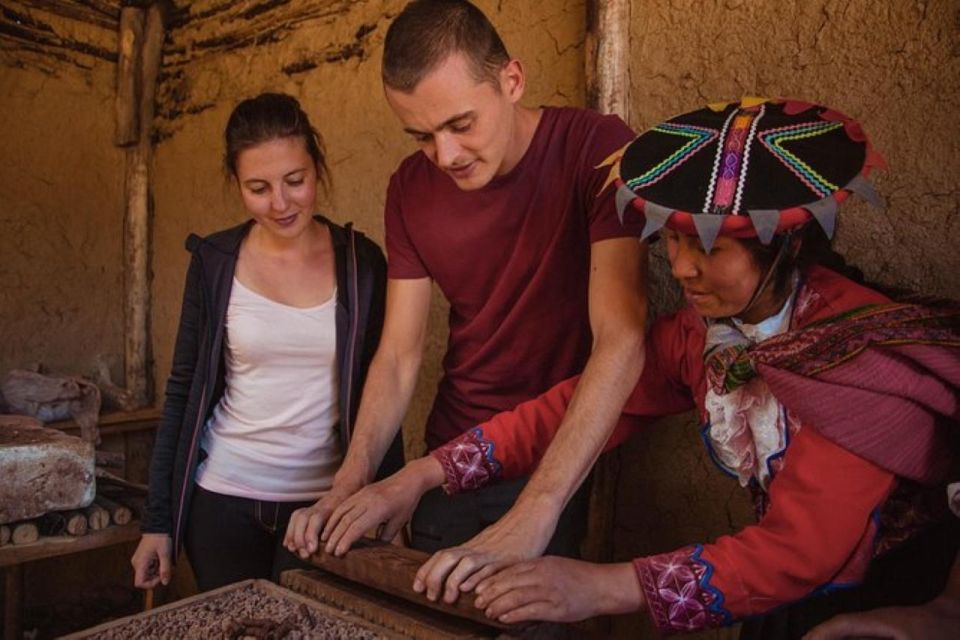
[625,122,718,190]
[603,97,886,250]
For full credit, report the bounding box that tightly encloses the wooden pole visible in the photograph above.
[114,7,143,146]
[585,0,631,122]
[122,3,164,408]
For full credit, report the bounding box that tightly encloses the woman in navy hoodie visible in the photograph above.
[131,93,401,591]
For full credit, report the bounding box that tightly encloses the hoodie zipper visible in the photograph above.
[173,380,207,551]
[343,227,359,443]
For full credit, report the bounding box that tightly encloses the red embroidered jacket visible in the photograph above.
[431,267,915,633]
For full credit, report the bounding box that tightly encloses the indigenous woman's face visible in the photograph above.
[234,136,318,238]
[664,228,763,319]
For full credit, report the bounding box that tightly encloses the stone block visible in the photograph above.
[0,415,95,525]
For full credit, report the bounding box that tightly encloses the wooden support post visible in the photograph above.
[586,0,631,120]
[122,3,164,408]
[115,7,143,146]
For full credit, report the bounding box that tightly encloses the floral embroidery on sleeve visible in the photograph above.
[634,545,732,634]
[429,427,503,495]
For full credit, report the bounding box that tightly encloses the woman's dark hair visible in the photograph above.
[743,222,864,298]
[224,93,329,189]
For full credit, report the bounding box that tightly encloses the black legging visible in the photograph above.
[183,485,313,591]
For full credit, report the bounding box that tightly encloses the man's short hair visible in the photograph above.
[383,0,511,92]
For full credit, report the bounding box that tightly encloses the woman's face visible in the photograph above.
[234,136,318,239]
[664,228,772,321]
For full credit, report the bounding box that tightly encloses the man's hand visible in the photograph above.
[472,557,641,624]
[284,481,361,559]
[323,456,445,556]
[413,496,561,604]
[131,533,173,589]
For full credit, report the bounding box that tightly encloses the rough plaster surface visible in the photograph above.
[0,9,125,382]
[151,0,587,462]
[629,0,960,300]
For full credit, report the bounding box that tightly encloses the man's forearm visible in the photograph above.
[335,348,422,487]
[515,330,645,510]
[517,236,649,511]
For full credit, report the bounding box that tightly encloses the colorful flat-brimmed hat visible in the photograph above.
[603,97,886,252]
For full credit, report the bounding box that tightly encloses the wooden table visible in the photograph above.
[0,522,142,570]
[1,523,142,640]
[2,407,160,640]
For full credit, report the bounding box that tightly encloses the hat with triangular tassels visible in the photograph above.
[602,97,886,253]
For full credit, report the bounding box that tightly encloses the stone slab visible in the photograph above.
[0,415,95,524]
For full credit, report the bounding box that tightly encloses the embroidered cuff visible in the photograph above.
[634,545,732,634]
[429,427,503,495]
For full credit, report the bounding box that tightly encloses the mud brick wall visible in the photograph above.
[0,1,125,380]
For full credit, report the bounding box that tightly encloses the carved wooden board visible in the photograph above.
[282,569,500,639]
[306,539,511,631]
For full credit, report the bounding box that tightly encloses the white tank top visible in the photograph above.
[195,277,341,501]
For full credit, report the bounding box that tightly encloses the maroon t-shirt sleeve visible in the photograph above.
[579,114,639,242]
[384,170,430,279]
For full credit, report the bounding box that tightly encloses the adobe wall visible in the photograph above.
[0,7,125,384]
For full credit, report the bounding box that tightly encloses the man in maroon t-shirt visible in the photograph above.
[286,0,647,576]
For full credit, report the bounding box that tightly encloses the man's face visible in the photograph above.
[385,52,522,191]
